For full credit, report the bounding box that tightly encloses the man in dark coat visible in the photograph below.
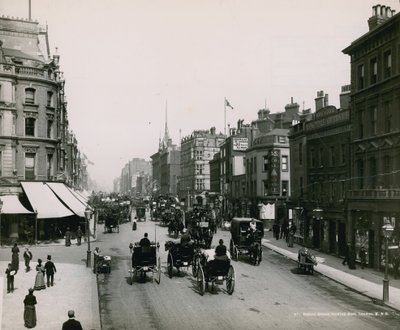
[62,310,83,330]
[44,255,57,287]
[23,248,33,272]
[139,233,151,247]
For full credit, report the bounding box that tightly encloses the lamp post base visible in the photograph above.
[383,278,389,302]
[86,250,91,268]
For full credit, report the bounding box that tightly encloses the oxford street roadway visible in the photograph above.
[96,212,400,330]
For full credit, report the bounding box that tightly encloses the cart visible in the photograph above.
[196,249,235,296]
[165,241,198,278]
[229,218,264,265]
[297,247,317,274]
[130,242,161,284]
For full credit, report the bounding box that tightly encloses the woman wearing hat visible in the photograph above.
[23,288,37,328]
[33,259,46,291]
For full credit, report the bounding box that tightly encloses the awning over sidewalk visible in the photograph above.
[46,182,88,217]
[21,182,74,219]
[0,195,34,214]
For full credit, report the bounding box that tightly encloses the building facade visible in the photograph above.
[343,5,400,269]
[179,127,225,209]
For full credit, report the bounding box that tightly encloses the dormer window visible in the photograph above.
[25,88,35,104]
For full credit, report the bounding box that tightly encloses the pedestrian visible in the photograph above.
[65,227,71,247]
[342,242,350,265]
[33,259,46,291]
[287,222,297,248]
[93,247,101,273]
[76,226,83,246]
[44,255,56,287]
[23,288,37,328]
[129,242,134,254]
[281,219,289,240]
[5,263,15,293]
[62,310,83,330]
[11,242,20,273]
[24,248,33,272]
[359,246,367,269]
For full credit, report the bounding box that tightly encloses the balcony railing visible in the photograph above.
[0,64,57,82]
[348,189,400,199]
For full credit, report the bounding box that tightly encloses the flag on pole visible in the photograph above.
[225,98,234,109]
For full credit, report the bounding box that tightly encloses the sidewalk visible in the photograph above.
[262,230,400,312]
[0,261,100,330]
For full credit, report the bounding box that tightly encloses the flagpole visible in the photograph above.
[224,97,226,136]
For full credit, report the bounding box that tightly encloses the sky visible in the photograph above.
[1,0,399,191]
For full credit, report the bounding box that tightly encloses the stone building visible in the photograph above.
[343,4,400,269]
[179,127,225,209]
[289,88,351,255]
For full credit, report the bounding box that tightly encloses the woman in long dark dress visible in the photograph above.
[33,259,45,290]
[11,243,20,272]
[23,288,37,328]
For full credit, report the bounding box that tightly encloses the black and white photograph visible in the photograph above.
[0,0,400,329]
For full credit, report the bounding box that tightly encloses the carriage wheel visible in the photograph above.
[197,265,205,296]
[226,265,235,295]
[156,257,161,284]
[167,253,174,278]
[229,239,234,257]
[192,255,198,277]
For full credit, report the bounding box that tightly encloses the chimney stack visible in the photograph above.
[368,5,395,31]
[315,90,325,111]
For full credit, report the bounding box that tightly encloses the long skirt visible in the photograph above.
[11,253,19,272]
[24,305,37,328]
[34,272,45,290]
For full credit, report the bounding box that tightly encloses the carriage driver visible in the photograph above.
[246,220,257,245]
[214,239,229,261]
[180,228,191,245]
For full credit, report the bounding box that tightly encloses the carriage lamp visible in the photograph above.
[85,207,93,268]
[382,219,394,302]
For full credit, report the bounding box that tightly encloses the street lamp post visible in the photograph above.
[85,207,92,268]
[0,198,3,246]
[382,219,394,302]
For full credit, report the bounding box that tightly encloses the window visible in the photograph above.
[357,64,364,90]
[282,180,288,196]
[300,176,303,197]
[263,156,268,172]
[330,146,335,166]
[0,151,2,177]
[25,88,35,104]
[319,148,323,167]
[311,149,316,168]
[282,155,288,171]
[278,136,286,143]
[384,50,392,78]
[195,150,203,160]
[25,153,35,180]
[384,102,392,133]
[383,155,391,188]
[253,157,256,173]
[370,58,377,84]
[358,111,364,139]
[371,106,377,136]
[47,91,53,107]
[299,143,303,165]
[25,118,35,136]
[340,144,346,164]
[47,154,53,180]
[357,159,364,189]
[47,120,53,138]
[263,181,268,196]
[196,164,204,175]
[369,157,376,189]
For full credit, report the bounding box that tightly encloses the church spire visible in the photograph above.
[164,100,169,143]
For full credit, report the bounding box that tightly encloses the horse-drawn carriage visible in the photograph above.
[229,218,264,265]
[297,247,317,274]
[136,206,146,221]
[195,249,235,296]
[165,241,199,278]
[130,242,161,284]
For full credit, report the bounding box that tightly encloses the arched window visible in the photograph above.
[25,88,35,104]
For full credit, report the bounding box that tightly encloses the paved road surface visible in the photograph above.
[96,217,400,330]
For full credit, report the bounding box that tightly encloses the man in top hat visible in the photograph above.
[44,255,57,287]
[62,310,83,330]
